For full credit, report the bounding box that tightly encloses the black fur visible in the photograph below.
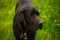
[13,0,43,40]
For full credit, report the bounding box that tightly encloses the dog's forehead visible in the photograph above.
[21,5,37,10]
[27,5,37,10]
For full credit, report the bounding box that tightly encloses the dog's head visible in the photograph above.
[16,5,43,31]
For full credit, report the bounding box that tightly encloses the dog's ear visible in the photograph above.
[15,6,27,24]
[16,8,26,22]
[15,12,24,22]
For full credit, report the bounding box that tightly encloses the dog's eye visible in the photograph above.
[31,12,36,17]
[31,12,40,17]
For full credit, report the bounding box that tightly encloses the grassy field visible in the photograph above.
[0,0,60,40]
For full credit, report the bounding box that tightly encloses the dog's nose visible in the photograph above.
[39,22,43,27]
[38,22,43,29]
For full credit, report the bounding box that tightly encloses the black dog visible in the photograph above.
[13,0,43,40]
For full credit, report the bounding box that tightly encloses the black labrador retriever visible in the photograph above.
[13,0,43,40]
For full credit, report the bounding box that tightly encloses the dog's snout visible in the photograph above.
[38,22,43,29]
[39,22,43,27]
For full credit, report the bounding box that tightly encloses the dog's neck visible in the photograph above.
[20,0,31,4]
